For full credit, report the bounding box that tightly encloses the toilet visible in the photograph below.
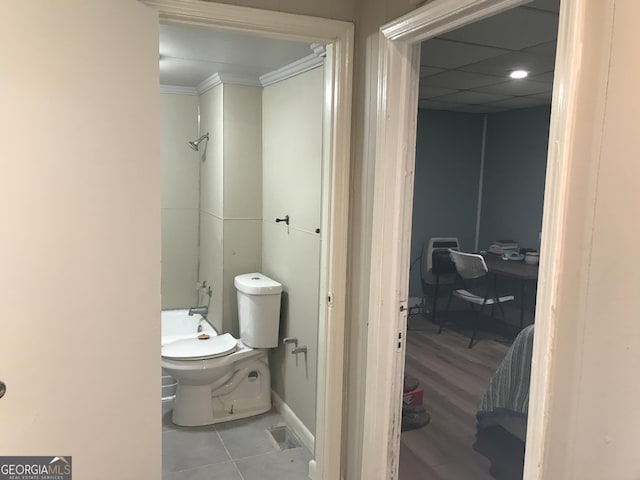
[161,273,282,427]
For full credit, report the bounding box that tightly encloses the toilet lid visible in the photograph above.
[161,333,238,360]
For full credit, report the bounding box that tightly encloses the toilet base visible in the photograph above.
[171,358,272,427]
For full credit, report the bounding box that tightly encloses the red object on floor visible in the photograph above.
[402,386,423,407]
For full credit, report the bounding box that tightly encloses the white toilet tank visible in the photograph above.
[234,273,283,348]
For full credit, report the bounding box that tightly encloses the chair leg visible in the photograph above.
[497,300,508,323]
[439,290,453,334]
[469,304,481,349]
[432,282,440,324]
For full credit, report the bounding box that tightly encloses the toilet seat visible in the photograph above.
[162,333,238,360]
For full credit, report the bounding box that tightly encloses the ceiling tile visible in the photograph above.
[483,97,549,109]
[459,51,556,77]
[417,1,559,112]
[418,85,458,99]
[525,0,561,13]
[439,7,559,50]
[420,65,445,77]
[527,91,553,101]
[418,99,468,110]
[420,38,508,69]
[422,70,505,90]
[523,40,557,56]
[433,90,511,105]
[474,79,550,96]
[448,104,510,113]
[530,71,555,83]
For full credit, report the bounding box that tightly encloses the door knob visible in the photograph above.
[0,381,6,399]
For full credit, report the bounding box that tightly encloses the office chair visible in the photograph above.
[443,249,514,348]
[415,237,460,325]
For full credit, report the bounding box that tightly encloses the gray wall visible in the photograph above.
[409,106,550,305]
[479,105,551,251]
[409,109,484,297]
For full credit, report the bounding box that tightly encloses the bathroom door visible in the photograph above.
[0,2,161,479]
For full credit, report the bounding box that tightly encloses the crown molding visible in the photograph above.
[218,72,261,87]
[311,43,327,57]
[196,71,261,94]
[169,44,328,95]
[159,84,198,95]
[196,72,222,94]
[259,52,324,87]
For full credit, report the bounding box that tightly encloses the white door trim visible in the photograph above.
[361,0,581,478]
[142,2,353,479]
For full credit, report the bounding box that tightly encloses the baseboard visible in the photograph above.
[271,390,315,454]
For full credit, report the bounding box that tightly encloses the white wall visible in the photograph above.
[160,93,200,309]
[537,0,640,478]
[198,85,225,331]
[0,1,161,478]
[345,1,418,477]
[0,1,349,479]
[262,67,324,435]
[350,0,640,478]
[195,74,320,436]
[198,84,262,335]
[221,85,263,336]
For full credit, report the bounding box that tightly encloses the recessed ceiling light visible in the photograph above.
[510,70,528,79]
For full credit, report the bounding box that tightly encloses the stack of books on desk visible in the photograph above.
[488,240,519,256]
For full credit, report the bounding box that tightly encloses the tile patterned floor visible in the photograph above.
[163,400,312,480]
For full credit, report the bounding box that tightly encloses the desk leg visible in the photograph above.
[432,278,440,324]
[520,280,525,330]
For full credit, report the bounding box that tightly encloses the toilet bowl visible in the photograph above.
[161,335,272,426]
[161,273,282,427]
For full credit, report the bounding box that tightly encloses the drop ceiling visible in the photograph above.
[419,0,560,112]
[159,24,314,88]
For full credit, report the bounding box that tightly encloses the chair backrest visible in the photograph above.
[448,249,488,280]
[424,237,460,273]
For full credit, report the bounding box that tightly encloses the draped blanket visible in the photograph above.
[476,325,535,428]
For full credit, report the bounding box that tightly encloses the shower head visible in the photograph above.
[188,133,209,151]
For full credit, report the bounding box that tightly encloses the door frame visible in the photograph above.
[142,2,353,479]
[361,0,582,478]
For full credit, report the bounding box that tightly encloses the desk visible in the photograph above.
[483,254,539,330]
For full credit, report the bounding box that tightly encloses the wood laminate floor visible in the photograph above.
[400,314,526,480]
